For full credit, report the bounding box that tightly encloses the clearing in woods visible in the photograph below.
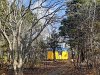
[5,60,95,75]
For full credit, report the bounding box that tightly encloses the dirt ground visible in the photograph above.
[0,60,96,75]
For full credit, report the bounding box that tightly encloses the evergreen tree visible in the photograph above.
[59,0,100,63]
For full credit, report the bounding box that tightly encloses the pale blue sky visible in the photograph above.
[23,0,66,31]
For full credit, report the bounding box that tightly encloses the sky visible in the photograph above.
[8,0,66,37]
[22,0,67,37]
[23,0,66,26]
[23,0,30,6]
[8,0,66,28]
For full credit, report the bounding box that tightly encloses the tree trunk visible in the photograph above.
[13,59,18,75]
[53,49,56,61]
[17,57,23,75]
[18,68,23,75]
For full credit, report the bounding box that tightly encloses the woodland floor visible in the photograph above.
[0,60,97,75]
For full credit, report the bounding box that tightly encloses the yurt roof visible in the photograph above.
[47,47,69,51]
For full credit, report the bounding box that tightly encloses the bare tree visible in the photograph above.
[0,0,65,75]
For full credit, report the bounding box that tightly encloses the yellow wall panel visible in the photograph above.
[55,51,59,59]
[47,51,53,60]
[47,51,68,60]
[62,51,68,59]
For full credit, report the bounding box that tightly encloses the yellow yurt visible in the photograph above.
[47,47,68,60]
